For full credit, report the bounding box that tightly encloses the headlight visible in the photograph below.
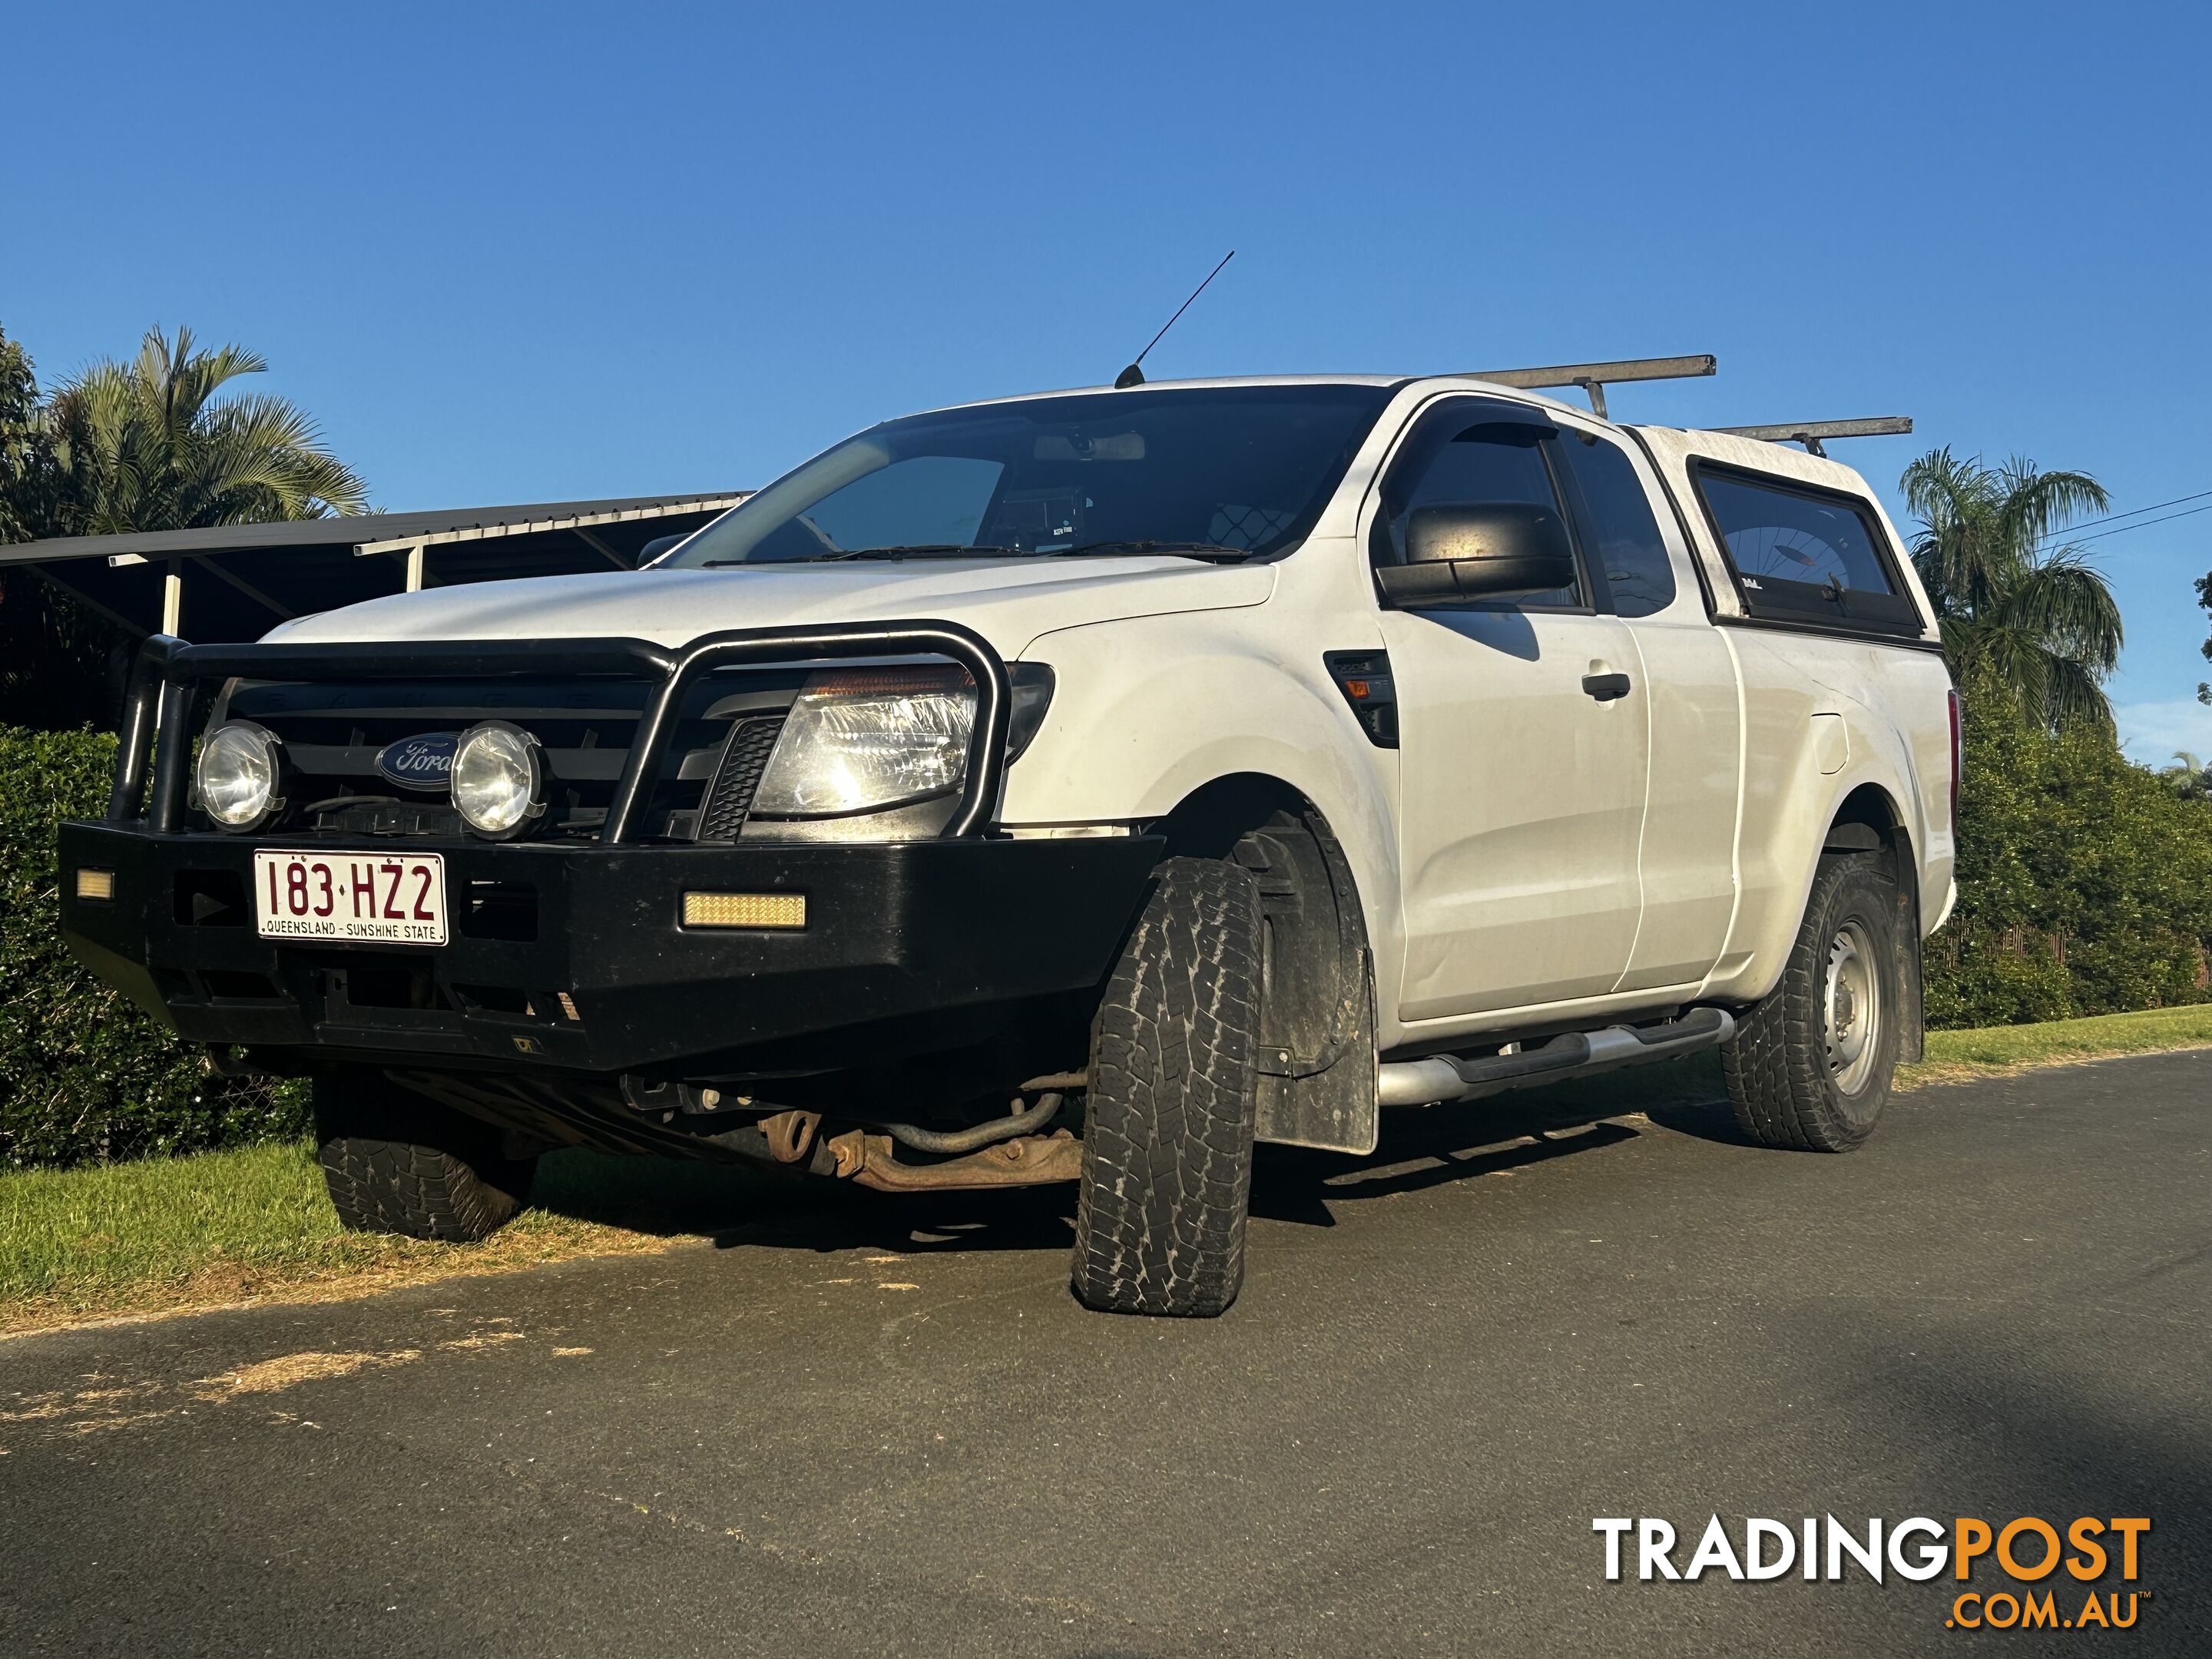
[196,721,285,831]
[451,722,545,838]
[751,663,1054,818]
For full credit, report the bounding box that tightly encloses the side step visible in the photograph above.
[1376,1008,1735,1108]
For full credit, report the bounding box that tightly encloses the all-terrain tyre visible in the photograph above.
[1723,853,1902,1152]
[314,1069,537,1240]
[1071,856,1264,1317]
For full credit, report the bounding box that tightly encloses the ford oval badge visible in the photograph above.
[375,732,460,791]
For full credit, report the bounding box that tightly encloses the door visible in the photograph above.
[1547,421,1742,992]
[1373,400,1651,1019]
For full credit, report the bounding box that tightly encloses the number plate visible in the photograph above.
[252,850,448,945]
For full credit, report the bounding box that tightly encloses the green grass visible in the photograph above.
[1913,1003,2212,1078]
[0,1141,788,1334]
[6,1002,2211,1336]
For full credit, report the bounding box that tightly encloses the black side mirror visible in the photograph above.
[1376,502,1577,608]
[639,534,686,564]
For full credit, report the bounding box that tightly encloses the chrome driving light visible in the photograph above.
[451,721,545,838]
[751,663,1054,819]
[195,721,286,832]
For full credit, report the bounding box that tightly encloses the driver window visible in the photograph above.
[1379,416,1584,608]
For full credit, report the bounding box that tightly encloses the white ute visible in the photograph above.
[63,366,1958,1317]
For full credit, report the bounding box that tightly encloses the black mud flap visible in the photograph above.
[1242,813,1379,1156]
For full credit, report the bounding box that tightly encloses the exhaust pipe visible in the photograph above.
[1377,1007,1735,1108]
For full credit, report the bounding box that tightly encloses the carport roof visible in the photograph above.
[1,492,746,643]
[0,494,740,567]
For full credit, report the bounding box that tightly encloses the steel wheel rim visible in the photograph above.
[1823,921,1880,1094]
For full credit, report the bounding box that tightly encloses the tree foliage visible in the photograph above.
[1925,687,2212,1028]
[48,325,368,533]
[1902,447,2121,733]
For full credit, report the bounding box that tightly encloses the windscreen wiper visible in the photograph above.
[812,545,1030,561]
[1061,540,1253,563]
[698,545,1028,566]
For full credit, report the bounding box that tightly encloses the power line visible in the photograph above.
[2063,500,2212,547]
[2037,486,2212,546]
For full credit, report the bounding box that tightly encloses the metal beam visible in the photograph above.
[29,565,151,637]
[187,555,296,621]
[571,525,631,569]
[1713,416,1913,458]
[1461,354,1718,390]
[1459,355,1717,418]
[161,563,183,636]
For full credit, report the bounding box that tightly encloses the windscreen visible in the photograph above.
[658,385,1395,566]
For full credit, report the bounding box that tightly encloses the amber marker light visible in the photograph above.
[681,892,807,929]
[75,868,116,901]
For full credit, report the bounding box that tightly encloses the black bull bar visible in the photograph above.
[105,619,1015,839]
[65,621,1168,1081]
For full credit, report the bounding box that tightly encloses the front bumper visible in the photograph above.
[61,821,1164,1077]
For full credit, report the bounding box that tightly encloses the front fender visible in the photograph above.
[1003,608,1408,1033]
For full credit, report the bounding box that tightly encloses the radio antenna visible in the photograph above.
[1114,250,1235,389]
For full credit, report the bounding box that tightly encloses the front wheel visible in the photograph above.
[1723,853,1902,1151]
[1071,856,1263,1316]
[314,1069,537,1240]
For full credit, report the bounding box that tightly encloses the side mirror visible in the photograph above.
[638,533,686,564]
[1376,502,1577,608]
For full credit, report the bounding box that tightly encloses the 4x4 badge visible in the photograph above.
[375,732,460,790]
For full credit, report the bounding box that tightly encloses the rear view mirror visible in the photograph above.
[1376,502,1577,607]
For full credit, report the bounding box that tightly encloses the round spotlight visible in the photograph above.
[451,722,545,839]
[196,721,285,832]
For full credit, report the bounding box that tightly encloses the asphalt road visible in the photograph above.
[3,1052,2207,1657]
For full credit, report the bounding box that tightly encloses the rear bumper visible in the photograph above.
[60,821,1164,1077]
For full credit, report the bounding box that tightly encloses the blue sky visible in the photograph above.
[8,2,2209,757]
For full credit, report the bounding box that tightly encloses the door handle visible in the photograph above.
[1581,672,1632,702]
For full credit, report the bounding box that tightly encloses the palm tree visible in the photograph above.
[1901,448,2121,731]
[48,325,367,534]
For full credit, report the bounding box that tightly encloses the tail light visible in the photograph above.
[1946,688,1962,843]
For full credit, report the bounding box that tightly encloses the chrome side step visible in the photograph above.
[1376,1007,1736,1108]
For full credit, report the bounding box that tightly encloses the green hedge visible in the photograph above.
[0,726,303,1166]
[1924,690,2212,1028]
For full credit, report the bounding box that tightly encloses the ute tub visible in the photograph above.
[59,822,1166,1075]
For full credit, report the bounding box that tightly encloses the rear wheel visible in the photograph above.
[1071,857,1263,1317]
[314,1068,537,1240]
[1723,853,1902,1151]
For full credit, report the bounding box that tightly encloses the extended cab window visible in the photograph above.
[1553,433,1675,618]
[1696,465,1922,637]
[1376,414,1584,608]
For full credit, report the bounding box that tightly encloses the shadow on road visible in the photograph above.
[518,1051,1742,1261]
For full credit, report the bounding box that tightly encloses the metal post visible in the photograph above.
[161,562,183,635]
[405,541,426,591]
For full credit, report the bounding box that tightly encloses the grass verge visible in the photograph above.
[1907,1003,2212,1084]
[6,1003,2211,1337]
[0,1141,790,1338]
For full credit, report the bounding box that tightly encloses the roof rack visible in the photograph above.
[1710,416,1913,458]
[1457,354,1717,419]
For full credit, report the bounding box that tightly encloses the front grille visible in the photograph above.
[220,674,802,843]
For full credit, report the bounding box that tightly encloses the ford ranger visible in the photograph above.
[59,373,1958,1317]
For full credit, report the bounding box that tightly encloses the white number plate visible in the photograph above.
[252,850,448,945]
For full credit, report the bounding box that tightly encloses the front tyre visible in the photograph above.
[314,1068,537,1240]
[1723,853,1902,1152]
[1071,856,1263,1317]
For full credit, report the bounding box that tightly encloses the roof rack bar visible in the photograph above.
[1459,354,1717,419]
[1713,416,1912,458]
